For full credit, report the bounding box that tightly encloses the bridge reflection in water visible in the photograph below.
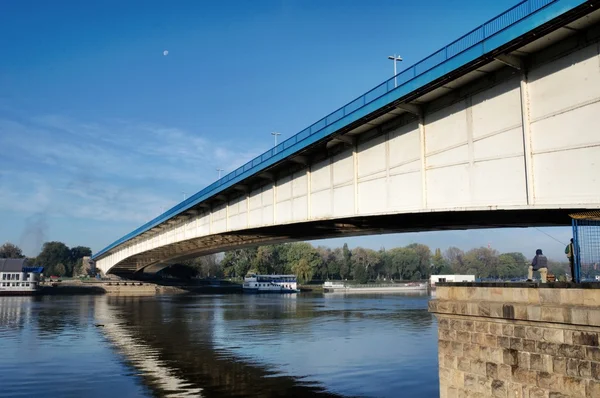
[94,293,437,398]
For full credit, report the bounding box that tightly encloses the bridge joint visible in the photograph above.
[494,54,524,70]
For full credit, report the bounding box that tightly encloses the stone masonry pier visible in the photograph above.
[429,283,600,397]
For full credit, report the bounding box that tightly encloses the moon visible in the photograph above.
[163,50,169,56]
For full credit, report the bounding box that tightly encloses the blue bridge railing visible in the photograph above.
[94,0,563,259]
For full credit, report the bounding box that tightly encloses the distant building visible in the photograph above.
[430,274,475,287]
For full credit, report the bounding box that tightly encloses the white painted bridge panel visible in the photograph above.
[96,35,600,274]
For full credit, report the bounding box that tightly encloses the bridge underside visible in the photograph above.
[108,208,576,276]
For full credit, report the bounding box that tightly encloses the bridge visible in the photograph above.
[94,0,600,275]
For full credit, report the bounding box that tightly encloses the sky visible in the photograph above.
[0,0,572,260]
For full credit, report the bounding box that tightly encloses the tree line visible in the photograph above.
[167,242,571,283]
[0,241,92,277]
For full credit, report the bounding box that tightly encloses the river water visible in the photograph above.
[0,292,439,398]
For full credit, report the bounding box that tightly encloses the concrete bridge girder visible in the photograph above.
[95,8,600,275]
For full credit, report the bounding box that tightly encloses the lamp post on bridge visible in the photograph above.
[388,54,403,88]
[216,168,224,179]
[271,131,281,148]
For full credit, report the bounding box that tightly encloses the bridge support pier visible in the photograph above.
[429,283,600,397]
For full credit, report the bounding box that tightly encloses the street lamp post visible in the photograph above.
[387,54,403,87]
[271,131,281,147]
[182,191,187,201]
[216,168,224,179]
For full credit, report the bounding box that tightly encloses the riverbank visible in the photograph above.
[39,280,242,296]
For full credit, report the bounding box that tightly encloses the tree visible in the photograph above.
[406,243,432,279]
[0,242,25,259]
[351,247,380,280]
[353,262,368,284]
[221,248,257,277]
[287,242,320,282]
[291,258,313,284]
[54,263,66,276]
[340,243,352,279]
[432,248,452,274]
[37,242,71,276]
[445,247,466,274]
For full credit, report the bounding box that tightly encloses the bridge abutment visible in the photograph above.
[429,283,600,397]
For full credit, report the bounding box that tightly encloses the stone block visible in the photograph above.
[583,290,600,306]
[557,344,586,359]
[499,336,511,349]
[489,347,504,363]
[526,327,544,340]
[503,324,515,337]
[471,333,486,346]
[464,344,480,360]
[447,386,458,398]
[537,372,559,390]
[490,303,504,318]
[572,331,599,347]
[566,358,580,377]
[487,362,499,379]
[457,302,468,315]
[540,289,561,305]
[491,380,507,398]
[504,349,519,366]
[485,334,498,348]
[518,351,531,369]
[543,329,564,344]
[437,286,449,299]
[548,393,568,398]
[471,359,487,376]
[506,382,523,398]
[587,380,600,397]
[478,302,491,317]
[587,346,600,362]
[553,356,567,375]
[523,339,536,353]
[515,305,528,321]
[511,337,524,351]
[531,353,553,373]
[528,388,548,398]
[467,302,479,316]
[588,309,600,327]
[512,367,537,385]
[560,376,586,397]
[441,328,457,341]
[570,307,588,325]
[536,341,559,356]
[440,367,452,382]
[463,320,474,331]
[561,289,584,306]
[490,322,503,336]
[464,373,478,391]
[457,331,471,343]
[458,357,471,372]
[578,360,591,378]
[541,307,566,323]
[527,306,541,321]
[513,288,528,303]
[439,318,450,329]
[528,289,540,305]
[445,355,458,369]
[451,342,464,357]
[514,326,527,338]
[498,363,512,380]
[450,319,463,331]
[474,321,489,333]
[592,361,600,380]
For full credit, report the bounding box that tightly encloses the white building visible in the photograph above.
[430,275,475,287]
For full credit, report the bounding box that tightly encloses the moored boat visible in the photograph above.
[243,274,299,293]
[0,259,44,296]
[323,281,427,293]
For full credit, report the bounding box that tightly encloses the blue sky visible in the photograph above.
[0,0,571,260]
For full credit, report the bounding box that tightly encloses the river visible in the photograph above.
[0,292,439,398]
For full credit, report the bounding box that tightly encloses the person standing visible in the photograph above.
[565,239,575,282]
[528,249,548,283]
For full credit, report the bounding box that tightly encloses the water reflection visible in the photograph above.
[0,293,439,398]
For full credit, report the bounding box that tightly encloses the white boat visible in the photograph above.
[0,259,44,296]
[323,281,428,293]
[243,274,299,293]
